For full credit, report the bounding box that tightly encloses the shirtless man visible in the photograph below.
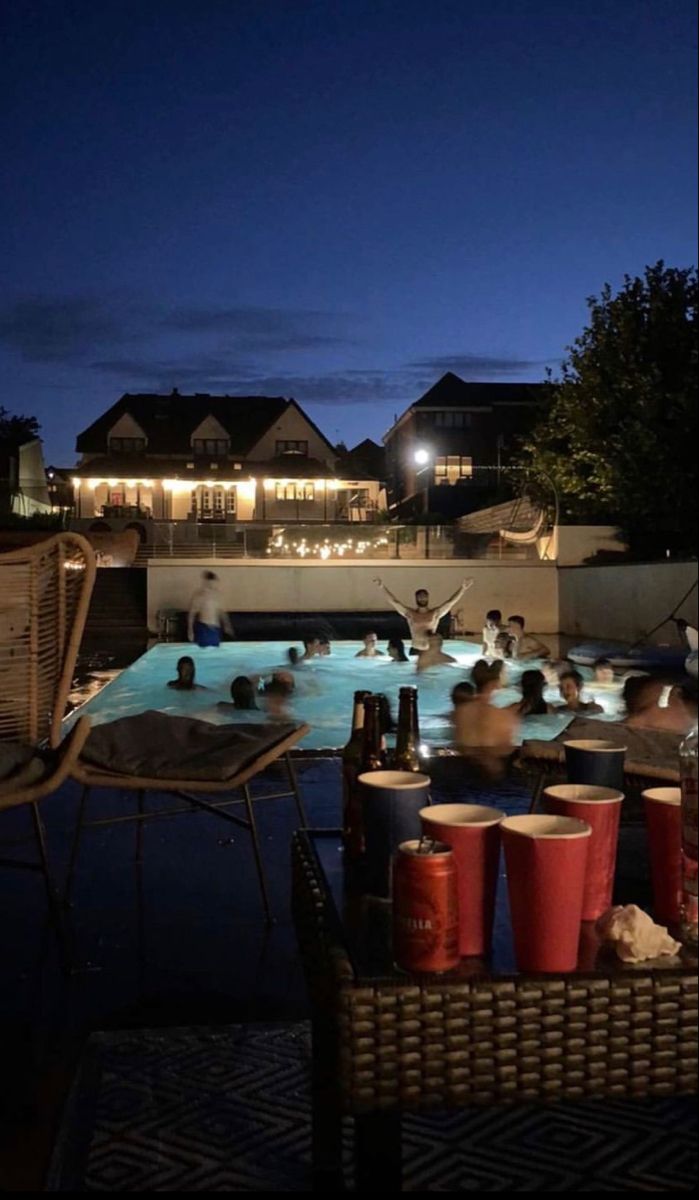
[187,571,234,647]
[454,659,520,750]
[374,577,474,653]
[355,631,384,658]
[416,632,457,671]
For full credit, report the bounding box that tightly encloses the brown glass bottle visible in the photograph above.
[361,694,387,773]
[393,686,421,772]
[342,690,372,860]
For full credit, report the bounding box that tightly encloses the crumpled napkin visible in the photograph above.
[595,904,682,963]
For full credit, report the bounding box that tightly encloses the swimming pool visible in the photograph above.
[69,640,626,752]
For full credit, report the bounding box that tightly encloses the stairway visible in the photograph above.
[81,567,148,661]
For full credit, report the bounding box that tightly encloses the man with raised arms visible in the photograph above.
[373,577,474,654]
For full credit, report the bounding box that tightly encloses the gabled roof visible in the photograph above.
[76,391,291,456]
[337,438,386,481]
[412,372,544,409]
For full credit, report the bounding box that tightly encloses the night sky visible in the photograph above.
[1,0,696,465]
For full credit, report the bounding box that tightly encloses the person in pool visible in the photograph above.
[593,657,616,685]
[167,655,207,691]
[356,631,384,658]
[373,576,474,653]
[508,669,554,716]
[481,609,503,658]
[555,670,604,715]
[261,671,296,719]
[416,631,458,671]
[386,636,409,662]
[504,615,551,660]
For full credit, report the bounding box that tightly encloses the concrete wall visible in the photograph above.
[147,559,559,634]
[551,525,626,565]
[559,561,698,645]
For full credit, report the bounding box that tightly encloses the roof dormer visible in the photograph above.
[191,414,230,458]
[107,412,148,454]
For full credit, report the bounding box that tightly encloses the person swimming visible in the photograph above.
[509,669,554,717]
[261,671,295,718]
[416,632,458,671]
[387,637,409,662]
[167,655,206,691]
[229,675,259,709]
[555,670,603,715]
[356,631,384,658]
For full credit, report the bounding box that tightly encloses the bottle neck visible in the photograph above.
[361,699,384,768]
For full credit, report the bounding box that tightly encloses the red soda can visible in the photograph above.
[392,839,460,972]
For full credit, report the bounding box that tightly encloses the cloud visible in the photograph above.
[0,294,356,364]
[161,305,353,352]
[408,353,554,375]
[0,296,126,363]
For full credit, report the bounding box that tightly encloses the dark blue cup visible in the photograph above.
[564,739,626,791]
[359,771,431,898]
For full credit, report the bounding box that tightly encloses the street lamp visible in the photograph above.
[413,448,430,466]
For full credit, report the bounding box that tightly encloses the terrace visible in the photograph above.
[0,533,696,1191]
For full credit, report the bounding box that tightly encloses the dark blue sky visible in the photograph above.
[1,0,696,463]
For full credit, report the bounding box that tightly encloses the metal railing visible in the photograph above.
[130,522,539,562]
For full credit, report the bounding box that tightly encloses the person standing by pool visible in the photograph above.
[373,576,474,654]
[187,571,234,648]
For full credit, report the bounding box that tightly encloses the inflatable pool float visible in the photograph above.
[569,642,689,672]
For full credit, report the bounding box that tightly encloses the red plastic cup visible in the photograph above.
[643,787,682,927]
[501,814,591,972]
[543,784,623,921]
[419,803,504,957]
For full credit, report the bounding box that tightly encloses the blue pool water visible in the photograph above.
[70,640,626,751]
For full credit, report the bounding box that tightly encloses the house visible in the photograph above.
[0,435,52,518]
[382,372,545,518]
[70,391,383,538]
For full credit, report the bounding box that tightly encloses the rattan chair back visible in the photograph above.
[0,533,96,748]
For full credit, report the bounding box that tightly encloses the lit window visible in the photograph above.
[226,489,236,514]
[434,456,473,485]
[275,482,315,501]
[276,440,308,455]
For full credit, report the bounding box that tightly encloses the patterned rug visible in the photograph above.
[48,1023,696,1192]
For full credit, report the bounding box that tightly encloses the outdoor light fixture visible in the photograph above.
[414,448,430,466]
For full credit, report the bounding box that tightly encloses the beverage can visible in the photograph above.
[392,839,460,972]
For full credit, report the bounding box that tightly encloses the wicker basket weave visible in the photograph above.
[292,831,698,1115]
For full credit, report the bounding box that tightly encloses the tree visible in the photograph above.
[517,262,697,556]
[0,406,41,442]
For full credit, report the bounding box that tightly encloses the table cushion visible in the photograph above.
[80,711,300,781]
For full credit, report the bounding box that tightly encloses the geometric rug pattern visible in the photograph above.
[47,1023,697,1191]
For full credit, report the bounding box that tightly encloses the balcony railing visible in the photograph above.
[125,522,539,562]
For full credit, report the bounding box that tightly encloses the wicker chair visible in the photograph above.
[0,533,96,954]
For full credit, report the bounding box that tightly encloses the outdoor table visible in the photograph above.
[291,829,698,1191]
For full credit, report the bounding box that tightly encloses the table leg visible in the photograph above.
[311,1015,344,1191]
[355,1111,402,1191]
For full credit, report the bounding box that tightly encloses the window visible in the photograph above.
[192,438,229,457]
[433,411,471,428]
[434,456,473,485]
[275,482,315,502]
[276,440,308,456]
[213,488,224,513]
[109,490,125,506]
[226,489,236,514]
[109,436,146,453]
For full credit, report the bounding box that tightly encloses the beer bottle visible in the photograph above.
[361,694,387,773]
[393,685,421,772]
[342,690,372,859]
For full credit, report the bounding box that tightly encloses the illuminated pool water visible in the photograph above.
[69,640,626,752]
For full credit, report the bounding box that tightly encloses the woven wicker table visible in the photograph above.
[292,829,698,1191]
